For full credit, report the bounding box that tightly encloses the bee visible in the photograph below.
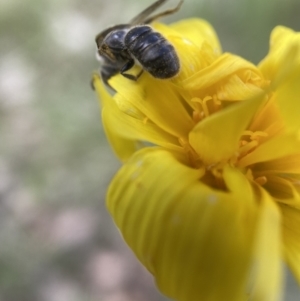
[95,0,183,87]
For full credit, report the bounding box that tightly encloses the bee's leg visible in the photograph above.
[120,60,134,79]
[120,60,142,81]
[135,69,144,80]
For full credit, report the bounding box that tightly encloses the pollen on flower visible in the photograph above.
[254,176,268,185]
[199,96,210,117]
[210,164,225,179]
[245,168,268,186]
[178,137,202,168]
[239,140,259,157]
[192,110,203,123]
[191,95,221,120]
[238,130,269,158]
[243,130,269,141]
[246,169,254,181]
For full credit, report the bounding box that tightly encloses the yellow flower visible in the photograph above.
[93,19,300,301]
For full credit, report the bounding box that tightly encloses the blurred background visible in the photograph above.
[0,0,299,300]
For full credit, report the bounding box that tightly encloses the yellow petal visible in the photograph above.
[189,92,266,165]
[93,73,113,108]
[259,26,300,85]
[250,188,282,301]
[248,94,283,136]
[255,153,300,174]
[168,18,222,54]
[223,164,254,204]
[152,22,212,81]
[238,132,300,168]
[274,65,300,131]
[279,204,300,285]
[110,74,195,139]
[263,175,300,205]
[94,74,183,158]
[224,167,283,301]
[182,53,264,91]
[107,148,263,301]
[93,74,137,160]
[102,115,140,161]
[152,18,224,83]
[217,73,264,101]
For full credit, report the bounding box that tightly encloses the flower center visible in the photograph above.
[238,131,268,159]
[237,130,269,185]
[183,129,270,191]
[191,96,222,123]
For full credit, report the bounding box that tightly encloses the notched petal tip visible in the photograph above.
[259,25,300,86]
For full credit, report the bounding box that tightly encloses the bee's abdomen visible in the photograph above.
[125,26,180,79]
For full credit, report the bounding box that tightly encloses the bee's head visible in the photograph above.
[96,27,130,62]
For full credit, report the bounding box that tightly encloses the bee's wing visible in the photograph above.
[130,0,169,25]
[143,0,183,24]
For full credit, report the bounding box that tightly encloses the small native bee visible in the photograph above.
[95,0,183,87]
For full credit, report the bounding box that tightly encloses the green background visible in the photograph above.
[0,0,299,300]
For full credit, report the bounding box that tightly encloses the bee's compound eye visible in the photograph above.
[97,44,115,61]
[110,30,127,40]
[105,30,127,51]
